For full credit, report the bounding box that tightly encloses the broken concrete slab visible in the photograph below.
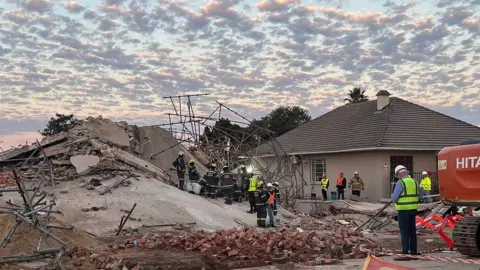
[83,118,130,148]
[40,142,71,157]
[111,148,168,180]
[70,155,100,175]
[0,133,68,161]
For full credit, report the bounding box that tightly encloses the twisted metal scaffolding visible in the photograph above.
[158,93,310,207]
[0,140,68,269]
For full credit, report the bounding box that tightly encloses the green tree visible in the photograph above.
[262,106,311,137]
[344,87,369,103]
[41,113,78,137]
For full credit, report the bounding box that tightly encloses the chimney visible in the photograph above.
[376,90,391,111]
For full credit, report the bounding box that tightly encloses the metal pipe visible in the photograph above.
[0,188,35,192]
[116,203,136,236]
[14,212,68,247]
[23,202,55,216]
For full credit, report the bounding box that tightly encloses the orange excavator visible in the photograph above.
[438,140,480,256]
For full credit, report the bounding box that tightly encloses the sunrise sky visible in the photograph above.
[0,0,479,150]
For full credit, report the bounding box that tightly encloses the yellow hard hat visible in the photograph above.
[240,165,246,168]
[211,163,217,167]
[257,181,263,187]
[189,160,195,164]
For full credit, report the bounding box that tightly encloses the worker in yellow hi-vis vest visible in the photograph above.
[320,173,329,201]
[419,171,432,203]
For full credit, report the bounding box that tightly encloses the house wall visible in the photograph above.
[254,150,437,202]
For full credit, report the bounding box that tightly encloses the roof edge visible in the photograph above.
[253,146,441,158]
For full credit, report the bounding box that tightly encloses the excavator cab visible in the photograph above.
[438,140,480,256]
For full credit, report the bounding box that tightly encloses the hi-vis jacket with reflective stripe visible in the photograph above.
[419,177,432,191]
[395,177,419,211]
[248,177,257,192]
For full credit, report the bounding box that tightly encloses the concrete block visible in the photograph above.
[70,155,100,175]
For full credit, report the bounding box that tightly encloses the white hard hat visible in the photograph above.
[267,183,273,187]
[179,151,184,156]
[422,171,427,175]
[394,165,407,175]
[354,171,359,175]
[274,182,279,185]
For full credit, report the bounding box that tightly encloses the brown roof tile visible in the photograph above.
[254,97,480,156]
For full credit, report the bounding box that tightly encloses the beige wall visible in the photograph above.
[255,150,437,202]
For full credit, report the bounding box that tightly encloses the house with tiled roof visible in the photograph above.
[253,91,480,201]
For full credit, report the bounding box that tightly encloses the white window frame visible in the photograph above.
[311,159,326,183]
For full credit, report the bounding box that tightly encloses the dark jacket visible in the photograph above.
[220,172,234,188]
[188,165,199,181]
[172,157,186,173]
[204,170,218,186]
[336,177,347,189]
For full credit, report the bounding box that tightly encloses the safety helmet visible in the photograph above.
[422,171,427,175]
[240,165,246,168]
[273,182,279,186]
[257,180,263,187]
[179,151,184,156]
[223,166,228,170]
[354,171,359,175]
[211,163,216,167]
[394,165,406,175]
[267,183,273,188]
[189,160,195,164]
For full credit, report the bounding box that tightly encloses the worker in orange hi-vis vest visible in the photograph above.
[266,183,276,228]
[336,172,347,200]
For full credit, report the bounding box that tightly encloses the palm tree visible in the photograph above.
[344,87,369,103]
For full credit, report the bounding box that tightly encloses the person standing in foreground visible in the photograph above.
[392,165,420,261]
[266,183,276,227]
[348,171,364,197]
[254,181,267,227]
[336,172,347,200]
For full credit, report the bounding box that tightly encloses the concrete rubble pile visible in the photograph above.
[101,217,383,269]
[0,116,205,188]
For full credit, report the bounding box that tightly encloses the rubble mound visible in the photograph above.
[106,218,382,269]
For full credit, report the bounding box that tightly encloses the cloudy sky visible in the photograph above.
[0,0,479,149]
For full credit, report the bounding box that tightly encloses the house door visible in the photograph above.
[390,156,413,189]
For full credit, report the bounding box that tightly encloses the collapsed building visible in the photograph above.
[0,110,460,269]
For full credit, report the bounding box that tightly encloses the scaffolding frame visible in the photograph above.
[160,94,310,207]
[0,140,68,269]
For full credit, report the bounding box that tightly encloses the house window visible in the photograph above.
[311,159,326,182]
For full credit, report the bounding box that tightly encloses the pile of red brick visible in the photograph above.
[115,219,383,266]
[0,171,15,186]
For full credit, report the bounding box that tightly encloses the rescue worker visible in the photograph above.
[266,183,276,227]
[254,181,267,227]
[391,165,420,261]
[239,165,249,199]
[220,166,234,205]
[172,151,186,190]
[348,171,364,197]
[203,164,219,198]
[336,172,347,200]
[419,171,432,203]
[320,173,329,201]
[188,160,200,182]
[273,182,280,216]
[247,174,257,213]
